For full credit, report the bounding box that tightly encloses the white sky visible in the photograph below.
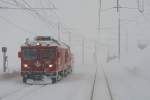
[51,0,99,39]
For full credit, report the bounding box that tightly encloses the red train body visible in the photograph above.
[18,36,73,84]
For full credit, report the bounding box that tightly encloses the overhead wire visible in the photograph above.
[22,0,57,29]
[0,0,17,7]
[0,15,34,34]
[0,0,84,40]
[1,0,57,31]
[0,0,56,34]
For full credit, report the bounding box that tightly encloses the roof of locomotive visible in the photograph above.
[21,36,70,49]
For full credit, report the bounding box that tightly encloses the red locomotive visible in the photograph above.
[18,36,73,84]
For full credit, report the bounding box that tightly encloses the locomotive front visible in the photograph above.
[18,36,60,84]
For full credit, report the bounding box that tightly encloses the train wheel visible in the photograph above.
[60,71,64,78]
[52,72,59,84]
[22,74,29,83]
[23,76,27,83]
[70,67,73,73]
[63,70,67,77]
[52,78,57,84]
[62,70,65,77]
[68,67,72,74]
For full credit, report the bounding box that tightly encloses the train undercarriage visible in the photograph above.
[22,67,72,85]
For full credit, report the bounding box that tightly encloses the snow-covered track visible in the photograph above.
[101,65,114,100]
[91,64,114,100]
[90,68,97,100]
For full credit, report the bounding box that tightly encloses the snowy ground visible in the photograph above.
[1,48,150,100]
[1,44,150,100]
[0,63,97,100]
[100,46,150,100]
[1,0,150,100]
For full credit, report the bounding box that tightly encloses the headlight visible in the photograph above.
[24,64,28,68]
[36,42,40,46]
[49,64,53,68]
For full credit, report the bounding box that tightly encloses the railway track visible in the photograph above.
[101,65,114,100]
[90,67,97,100]
[90,64,114,100]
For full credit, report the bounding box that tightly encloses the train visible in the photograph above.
[18,36,73,84]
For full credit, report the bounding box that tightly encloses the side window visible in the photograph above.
[60,51,63,65]
[23,48,37,60]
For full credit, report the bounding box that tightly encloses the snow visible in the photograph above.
[0,64,97,100]
[4,46,150,100]
[100,46,150,100]
[92,65,112,100]
[1,0,150,100]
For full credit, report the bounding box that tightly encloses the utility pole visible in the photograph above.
[2,47,8,72]
[96,0,101,64]
[118,17,121,59]
[98,0,101,35]
[117,0,120,12]
[116,0,121,60]
[82,39,85,64]
[137,0,144,13]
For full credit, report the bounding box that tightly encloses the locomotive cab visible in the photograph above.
[20,47,58,83]
[18,36,73,84]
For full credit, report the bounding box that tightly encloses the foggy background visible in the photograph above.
[0,0,149,70]
[1,0,150,100]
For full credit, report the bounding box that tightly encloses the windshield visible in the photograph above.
[23,48,55,60]
[23,48,37,60]
[39,48,55,59]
